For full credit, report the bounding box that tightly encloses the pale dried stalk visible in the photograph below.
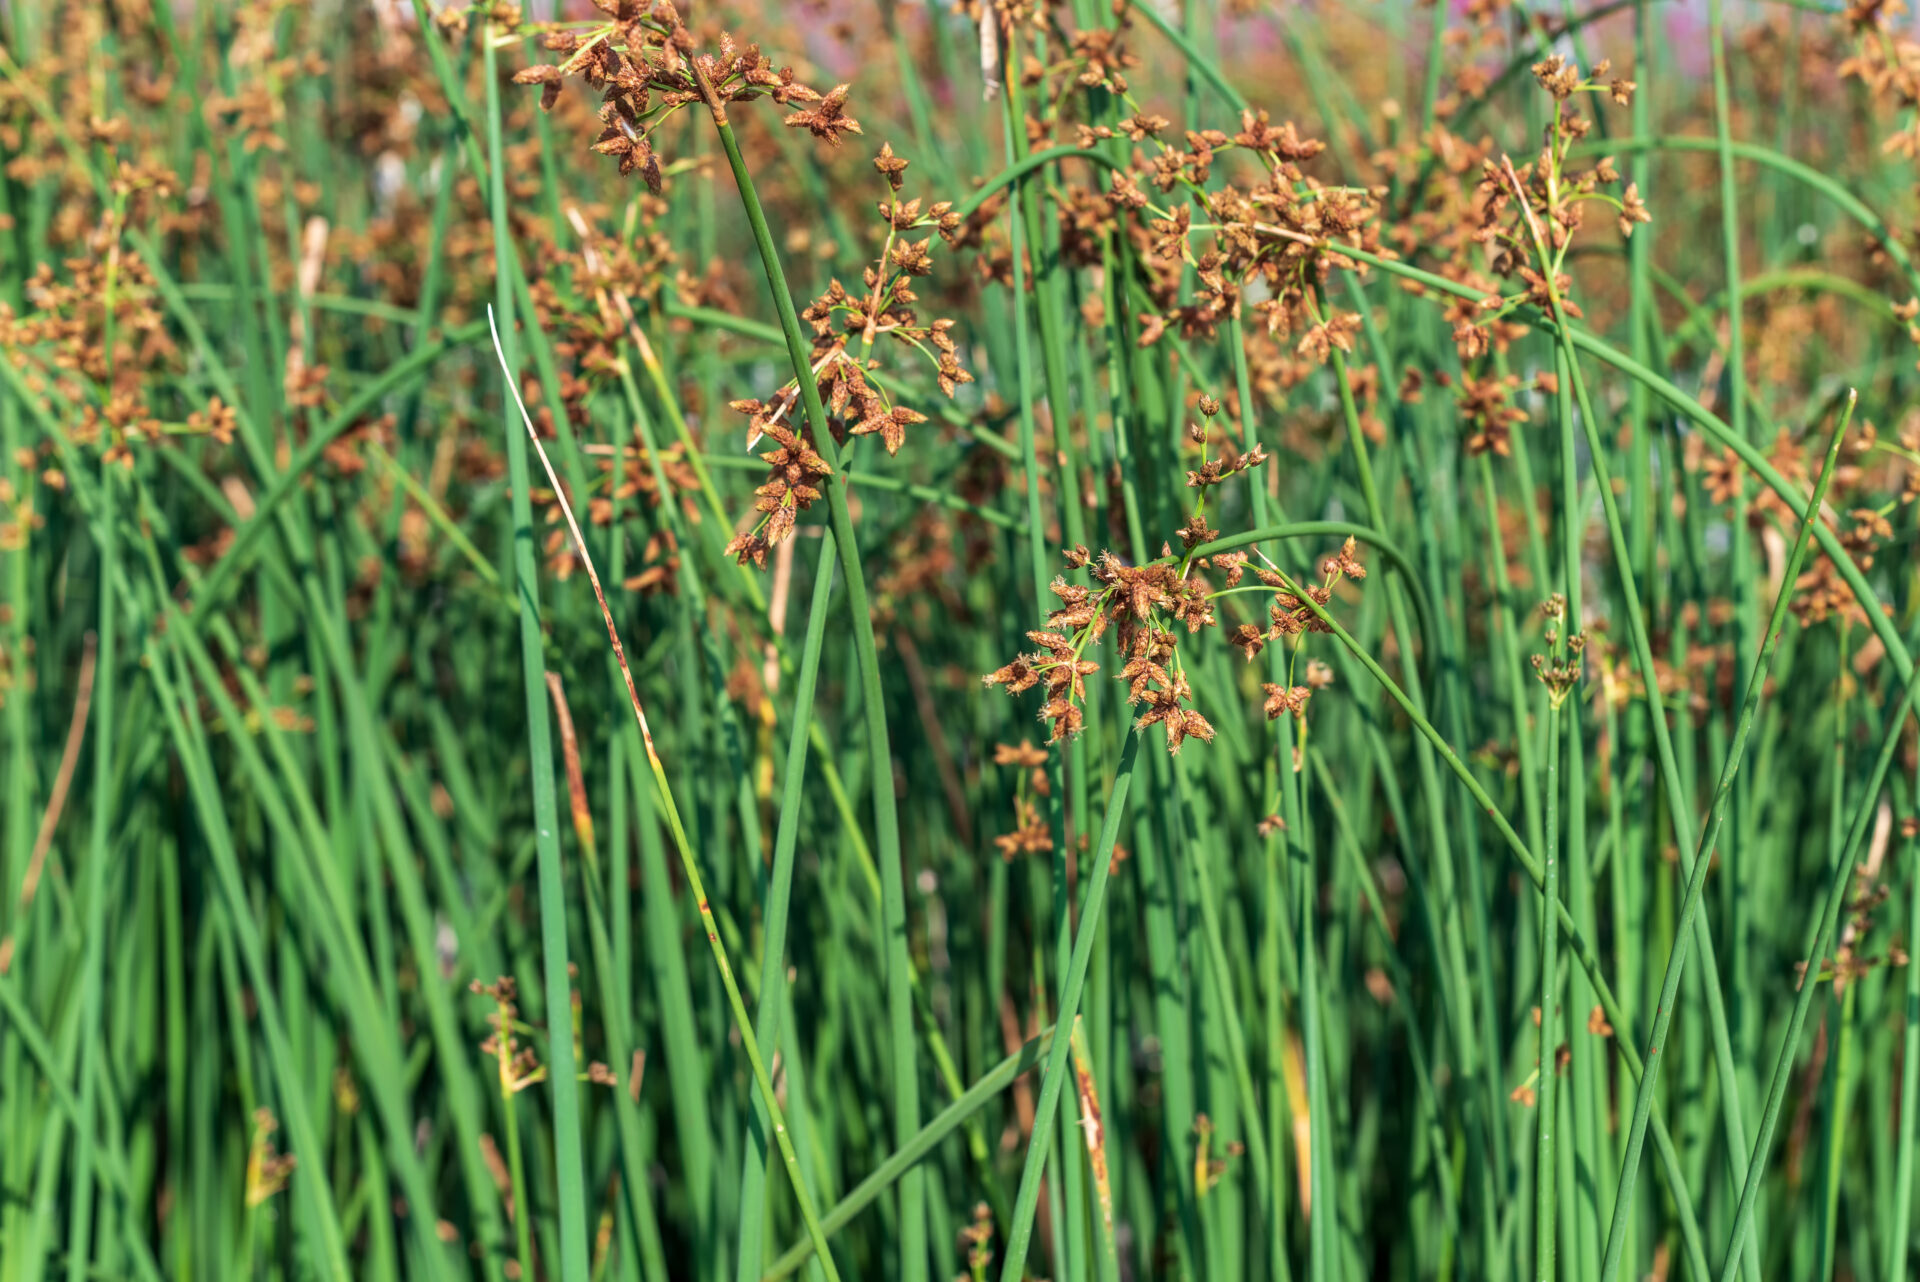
[486,308,660,758]
[483,304,843,1282]
[0,631,98,975]
[283,216,330,400]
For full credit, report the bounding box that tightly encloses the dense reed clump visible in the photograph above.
[3,0,1920,1280]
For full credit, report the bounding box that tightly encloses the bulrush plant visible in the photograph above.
[8,3,1920,1282]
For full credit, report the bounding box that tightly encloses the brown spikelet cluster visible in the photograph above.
[1183,395,1270,496]
[0,164,242,476]
[471,976,547,1096]
[990,740,1052,860]
[723,141,972,566]
[511,1,859,193]
[1531,594,1587,709]
[245,1109,297,1208]
[957,1202,996,1282]
[1839,1,1920,165]
[986,529,1365,754]
[1192,1111,1248,1193]
[1451,370,1528,458]
[722,418,832,568]
[1432,55,1646,359]
[1108,106,1386,365]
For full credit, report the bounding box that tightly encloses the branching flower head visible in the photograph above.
[986,531,1365,756]
[1531,594,1586,709]
[722,141,972,565]
[509,1,860,191]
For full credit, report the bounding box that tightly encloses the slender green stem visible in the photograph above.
[1707,17,1764,1267]
[734,525,839,1281]
[1717,661,1920,1281]
[482,30,589,1282]
[500,1061,535,1282]
[1279,564,1713,1280]
[64,463,114,1282]
[999,726,1142,1282]
[696,78,924,1282]
[1600,396,1852,1281]
[489,308,845,1282]
[1536,699,1560,1282]
[1890,781,1920,1282]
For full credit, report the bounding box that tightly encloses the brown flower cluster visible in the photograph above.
[1450,370,1528,458]
[471,976,546,1095]
[999,13,1384,362]
[512,0,858,191]
[990,741,1051,860]
[244,1109,296,1208]
[1792,553,1870,629]
[721,421,831,569]
[986,553,1210,751]
[1183,395,1270,498]
[724,142,972,566]
[957,1202,997,1282]
[1120,109,1386,369]
[1247,536,1367,656]
[1454,56,1646,356]
[1681,422,1900,633]
[1839,2,1920,158]
[0,181,225,470]
[987,535,1364,755]
[1531,594,1586,709]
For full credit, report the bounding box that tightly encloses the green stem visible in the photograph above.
[697,80,917,1282]
[1889,785,1920,1282]
[1537,699,1560,1282]
[1707,18,1764,1266]
[484,33,590,1282]
[64,464,114,1282]
[501,1068,535,1282]
[1599,396,1852,1281]
[1279,567,1714,1282]
[1717,660,1920,1282]
[734,527,839,1281]
[998,726,1142,1282]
